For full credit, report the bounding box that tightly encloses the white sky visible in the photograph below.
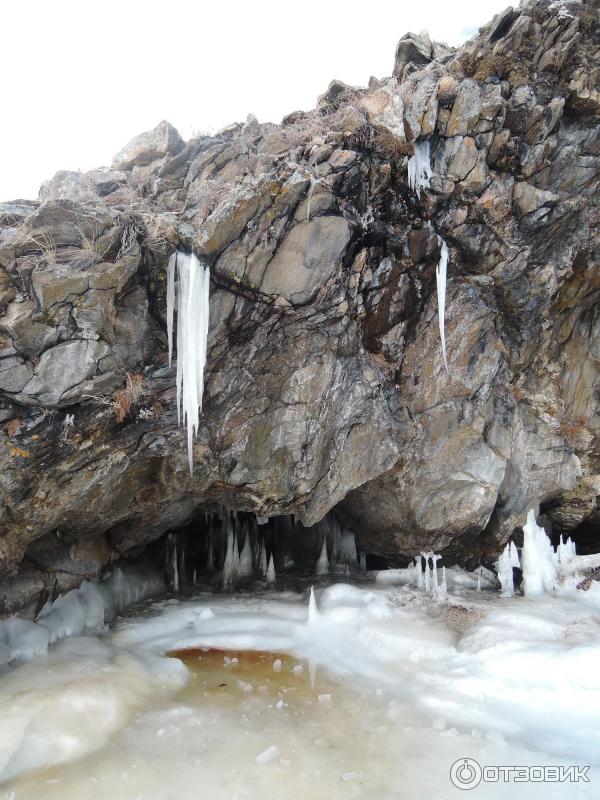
[1,0,508,202]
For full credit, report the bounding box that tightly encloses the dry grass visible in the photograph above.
[112,372,145,423]
[5,417,22,438]
[559,416,591,450]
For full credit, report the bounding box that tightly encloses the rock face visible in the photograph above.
[1,0,599,611]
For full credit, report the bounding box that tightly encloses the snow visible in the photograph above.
[436,237,449,372]
[166,251,210,474]
[407,139,432,199]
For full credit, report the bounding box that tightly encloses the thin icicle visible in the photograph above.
[436,237,449,373]
[407,140,432,199]
[260,542,268,577]
[166,251,210,474]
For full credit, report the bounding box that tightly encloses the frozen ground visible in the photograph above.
[0,573,599,799]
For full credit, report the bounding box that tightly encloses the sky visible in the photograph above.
[0,0,508,202]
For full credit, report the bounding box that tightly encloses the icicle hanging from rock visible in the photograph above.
[167,251,210,474]
[436,237,449,372]
[407,139,432,199]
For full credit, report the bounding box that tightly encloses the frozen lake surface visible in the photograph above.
[1,576,599,799]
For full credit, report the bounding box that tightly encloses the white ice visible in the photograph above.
[407,139,432,199]
[3,550,600,798]
[496,541,520,597]
[167,251,210,474]
[436,237,449,372]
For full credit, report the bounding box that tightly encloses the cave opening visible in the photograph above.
[147,510,378,593]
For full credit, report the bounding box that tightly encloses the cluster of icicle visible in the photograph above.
[495,509,600,597]
[221,514,276,590]
[407,141,449,373]
[0,565,165,667]
[313,516,363,577]
[407,140,433,198]
[411,552,448,599]
[167,251,210,474]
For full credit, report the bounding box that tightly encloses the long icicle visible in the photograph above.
[167,251,210,473]
[436,237,449,373]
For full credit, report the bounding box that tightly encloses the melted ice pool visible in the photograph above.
[1,581,599,799]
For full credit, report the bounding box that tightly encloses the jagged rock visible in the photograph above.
[0,0,599,609]
[112,120,185,171]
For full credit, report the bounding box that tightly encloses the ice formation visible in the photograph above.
[522,510,560,596]
[436,237,449,372]
[337,530,358,566]
[315,535,329,575]
[407,139,432,198]
[167,251,210,473]
[520,508,600,596]
[307,586,319,623]
[266,554,276,584]
[239,533,253,578]
[496,541,520,597]
[0,566,164,667]
[222,524,240,590]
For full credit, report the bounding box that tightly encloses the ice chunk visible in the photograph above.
[256,745,280,765]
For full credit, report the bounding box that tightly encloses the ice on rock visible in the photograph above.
[167,251,210,474]
[315,535,329,576]
[407,139,432,198]
[0,566,164,667]
[436,237,449,373]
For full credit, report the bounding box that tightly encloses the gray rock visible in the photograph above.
[260,217,352,304]
[112,121,185,171]
[21,339,111,406]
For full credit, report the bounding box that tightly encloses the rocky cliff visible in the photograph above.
[1,0,599,614]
